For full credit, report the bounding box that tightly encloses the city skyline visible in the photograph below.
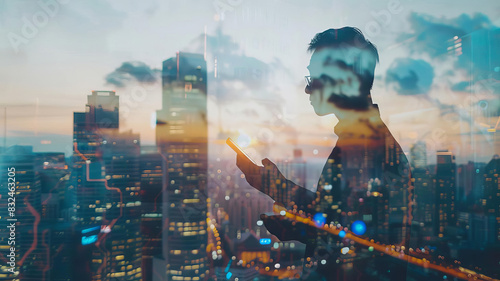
[0,1,499,280]
[1,90,499,279]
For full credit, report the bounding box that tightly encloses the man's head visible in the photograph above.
[306,27,378,116]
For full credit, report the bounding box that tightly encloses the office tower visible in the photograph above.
[35,152,69,221]
[226,190,272,237]
[364,185,390,242]
[435,150,457,238]
[156,52,209,280]
[384,132,411,244]
[33,153,73,281]
[71,90,119,224]
[273,149,307,210]
[72,91,142,281]
[140,151,163,281]
[34,222,76,281]
[278,149,307,187]
[0,146,43,280]
[410,141,434,242]
[482,155,500,244]
[316,156,343,223]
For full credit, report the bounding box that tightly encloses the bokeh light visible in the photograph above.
[351,220,367,235]
[313,213,326,227]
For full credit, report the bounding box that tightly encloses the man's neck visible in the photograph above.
[334,103,380,122]
[334,104,384,137]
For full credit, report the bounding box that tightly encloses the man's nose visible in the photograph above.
[305,85,312,95]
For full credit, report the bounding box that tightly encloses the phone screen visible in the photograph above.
[226,137,259,166]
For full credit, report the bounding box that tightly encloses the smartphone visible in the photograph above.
[226,137,260,166]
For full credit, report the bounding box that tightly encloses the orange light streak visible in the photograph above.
[278,208,499,281]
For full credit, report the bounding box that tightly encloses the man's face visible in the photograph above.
[306,47,368,115]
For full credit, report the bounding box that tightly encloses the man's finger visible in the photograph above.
[262,158,272,166]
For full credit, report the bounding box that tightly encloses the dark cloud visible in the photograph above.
[451,81,470,92]
[401,13,495,58]
[175,28,274,101]
[105,61,160,87]
[386,58,434,95]
[400,13,500,92]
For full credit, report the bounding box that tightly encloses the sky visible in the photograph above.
[0,0,499,165]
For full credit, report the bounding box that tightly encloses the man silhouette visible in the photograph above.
[236,27,413,280]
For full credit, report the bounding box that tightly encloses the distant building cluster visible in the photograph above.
[0,51,499,281]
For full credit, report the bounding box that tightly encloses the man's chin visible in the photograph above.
[313,109,329,116]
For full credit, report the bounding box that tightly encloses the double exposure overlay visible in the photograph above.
[0,1,499,281]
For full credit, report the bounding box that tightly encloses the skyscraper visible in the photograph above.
[36,152,69,221]
[71,91,119,224]
[0,146,42,280]
[482,155,500,244]
[410,141,434,242]
[156,52,209,280]
[140,150,163,281]
[72,91,142,281]
[435,150,457,238]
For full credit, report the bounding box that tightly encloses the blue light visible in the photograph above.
[225,260,232,273]
[339,230,346,238]
[81,226,100,234]
[351,220,367,235]
[226,272,232,280]
[259,238,271,245]
[313,213,326,227]
[81,234,98,245]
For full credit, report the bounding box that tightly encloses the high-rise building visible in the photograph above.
[140,150,163,281]
[435,150,457,238]
[71,91,142,281]
[226,190,272,237]
[482,155,500,244]
[384,132,410,244]
[36,152,69,221]
[278,149,307,187]
[0,146,43,280]
[410,142,434,242]
[71,91,120,224]
[156,52,209,280]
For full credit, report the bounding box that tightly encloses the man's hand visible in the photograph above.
[260,214,316,244]
[236,155,283,197]
[236,153,264,192]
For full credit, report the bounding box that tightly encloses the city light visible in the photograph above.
[259,238,271,245]
[81,235,98,245]
[313,213,326,227]
[351,220,367,235]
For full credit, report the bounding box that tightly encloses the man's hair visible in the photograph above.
[308,27,379,92]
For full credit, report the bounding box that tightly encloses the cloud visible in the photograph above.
[478,99,500,117]
[400,12,500,90]
[386,58,434,95]
[105,61,160,87]
[401,13,495,57]
[451,81,470,92]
